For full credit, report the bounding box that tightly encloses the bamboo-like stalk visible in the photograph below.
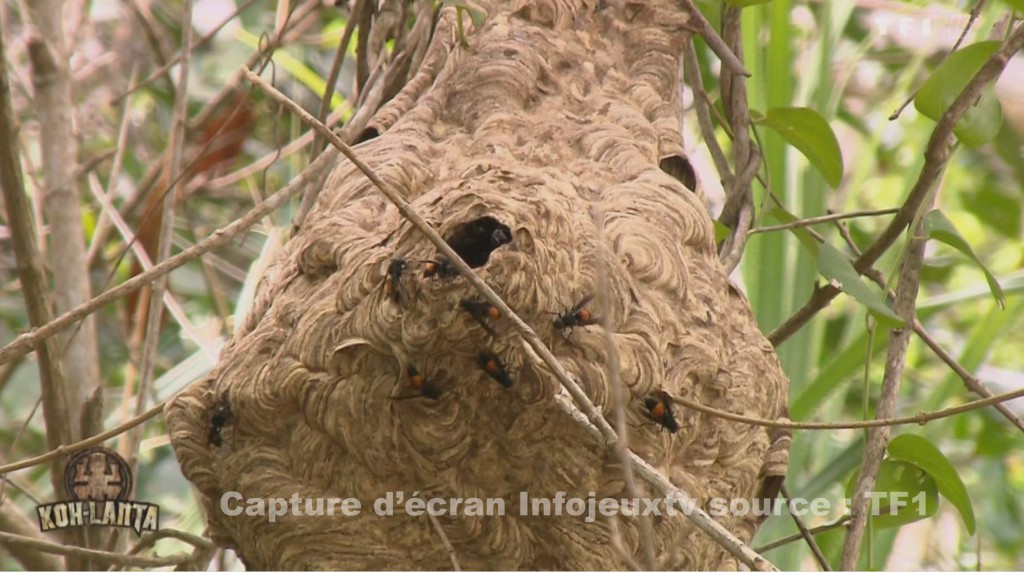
[0,21,77,569]
[27,0,100,443]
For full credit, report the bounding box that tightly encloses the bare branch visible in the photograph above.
[750,208,900,235]
[313,0,364,155]
[678,0,750,77]
[673,385,1024,430]
[0,403,165,476]
[427,513,462,572]
[0,146,336,367]
[683,40,732,182]
[781,484,831,571]
[88,0,322,263]
[0,502,65,570]
[110,0,262,105]
[128,0,194,475]
[838,222,1024,434]
[85,66,138,267]
[840,187,936,568]
[889,0,987,120]
[755,517,850,554]
[594,208,657,570]
[0,531,190,568]
[717,6,759,272]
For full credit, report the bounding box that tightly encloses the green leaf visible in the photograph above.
[755,107,844,188]
[846,460,939,530]
[817,242,904,327]
[887,434,976,535]
[713,220,733,243]
[923,210,1005,309]
[914,42,1003,147]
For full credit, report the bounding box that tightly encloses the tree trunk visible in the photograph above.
[166,0,789,568]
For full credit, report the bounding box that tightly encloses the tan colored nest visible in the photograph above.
[167,0,789,568]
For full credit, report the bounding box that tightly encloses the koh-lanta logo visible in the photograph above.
[36,447,159,536]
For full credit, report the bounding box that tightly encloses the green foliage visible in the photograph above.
[756,107,844,188]
[817,242,903,326]
[845,459,940,530]
[713,219,733,243]
[734,0,1023,568]
[914,42,1003,147]
[924,209,1005,309]
[887,434,976,534]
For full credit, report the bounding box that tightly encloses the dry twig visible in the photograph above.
[781,484,831,571]
[427,513,462,571]
[679,0,750,77]
[0,531,190,568]
[594,208,657,570]
[0,148,337,366]
[128,0,194,479]
[672,385,1024,430]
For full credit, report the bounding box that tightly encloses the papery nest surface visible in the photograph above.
[166,0,790,568]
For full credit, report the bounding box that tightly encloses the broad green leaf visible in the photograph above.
[914,42,1003,147]
[887,434,976,535]
[846,460,939,530]
[923,210,1005,309]
[817,242,904,326]
[756,107,844,188]
[919,270,1024,311]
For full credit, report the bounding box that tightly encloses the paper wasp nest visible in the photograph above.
[166,0,789,568]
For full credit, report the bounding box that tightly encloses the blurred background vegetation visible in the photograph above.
[0,0,1022,570]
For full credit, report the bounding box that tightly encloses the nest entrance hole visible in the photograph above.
[445,217,512,268]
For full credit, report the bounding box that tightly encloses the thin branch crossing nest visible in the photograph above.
[167,1,790,568]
